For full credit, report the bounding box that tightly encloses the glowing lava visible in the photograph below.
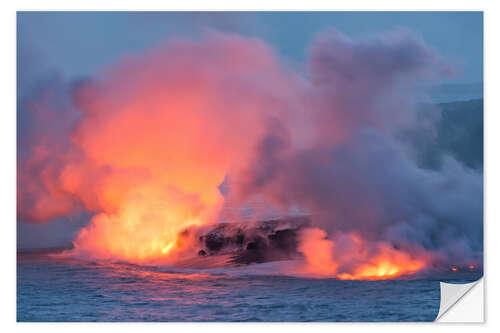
[337,255,426,280]
[297,228,429,280]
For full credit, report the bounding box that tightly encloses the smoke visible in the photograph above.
[19,32,305,262]
[229,29,483,276]
[18,29,482,276]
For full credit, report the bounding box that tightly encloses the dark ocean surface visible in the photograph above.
[17,252,482,322]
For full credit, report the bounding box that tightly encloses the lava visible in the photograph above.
[297,228,429,280]
[336,254,426,280]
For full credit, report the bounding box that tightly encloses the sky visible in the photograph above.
[18,11,483,84]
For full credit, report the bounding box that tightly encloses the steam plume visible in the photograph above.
[18,29,482,277]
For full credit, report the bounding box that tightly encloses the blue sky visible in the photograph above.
[18,12,483,84]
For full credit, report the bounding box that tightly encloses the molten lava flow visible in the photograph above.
[336,245,426,280]
[297,228,429,280]
[67,182,219,263]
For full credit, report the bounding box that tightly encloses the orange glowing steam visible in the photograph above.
[298,228,338,277]
[53,33,301,263]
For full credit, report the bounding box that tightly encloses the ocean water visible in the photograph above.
[17,252,480,322]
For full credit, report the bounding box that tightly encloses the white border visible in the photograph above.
[3,1,498,331]
[8,0,489,11]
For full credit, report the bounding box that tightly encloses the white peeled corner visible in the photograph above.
[436,278,484,322]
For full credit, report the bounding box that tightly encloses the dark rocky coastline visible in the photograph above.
[187,215,310,266]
